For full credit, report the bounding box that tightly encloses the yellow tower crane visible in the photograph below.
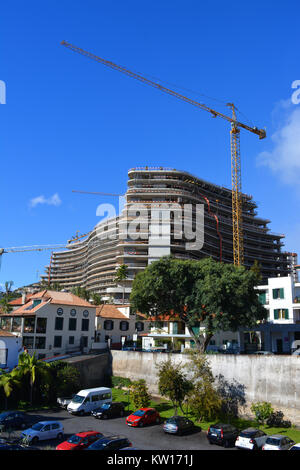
[61,41,266,266]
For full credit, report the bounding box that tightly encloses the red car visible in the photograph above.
[56,431,103,450]
[126,408,161,427]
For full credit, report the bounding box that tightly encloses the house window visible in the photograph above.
[104,320,114,330]
[81,319,89,331]
[24,317,35,333]
[0,317,12,331]
[83,310,89,318]
[35,336,46,349]
[57,308,63,316]
[12,317,22,333]
[69,336,74,345]
[55,317,64,331]
[0,349,8,367]
[69,318,77,331]
[120,321,129,331]
[273,288,284,299]
[70,309,76,317]
[258,292,266,304]
[135,321,144,332]
[54,336,62,348]
[23,336,34,349]
[274,309,289,320]
[36,318,47,334]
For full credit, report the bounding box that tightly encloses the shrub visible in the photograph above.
[251,401,274,425]
[266,411,291,428]
[111,376,132,389]
[129,379,151,409]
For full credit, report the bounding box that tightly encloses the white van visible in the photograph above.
[67,387,112,415]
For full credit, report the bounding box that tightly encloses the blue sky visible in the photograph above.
[1,0,300,289]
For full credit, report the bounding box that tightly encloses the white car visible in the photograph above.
[262,434,295,450]
[235,428,268,450]
[21,420,64,445]
[290,443,300,450]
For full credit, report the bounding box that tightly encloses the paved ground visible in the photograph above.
[5,408,235,451]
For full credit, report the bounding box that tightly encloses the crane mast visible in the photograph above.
[61,41,266,266]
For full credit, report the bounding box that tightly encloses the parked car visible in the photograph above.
[91,402,125,420]
[163,416,195,435]
[252,351,274,355]
[126,408,161,427]
[235,428,268,450]
[0,411,33,432]
[56,431,103,450]
[207,423,239,448]
[57,395,75,409]
[67,387,112,415]
[21,421,64,445]
[85,435,132,450]
[262,434,295,450]
[290,443,300,450]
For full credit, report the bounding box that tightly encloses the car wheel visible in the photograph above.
[79,410,84,416]
[103,414,108,420]
[31,436,39,445]
[139,421,144,427]
[155,417,160,424]
[57,433,63,440]
[224,440,230,448]
[120,410,124,417]
[208,440,213,445]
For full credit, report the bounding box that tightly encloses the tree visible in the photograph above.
[156,358,192,415]
[90,292,102,305]
[129,379,151,409]
[0,369,21,409]
[71,286,90,301]
[130,256,267,352]
[16,352,51,405]
[185,352,222,422]
[251,401,274,425]
[115,264,129,304]
[0,281,15,313]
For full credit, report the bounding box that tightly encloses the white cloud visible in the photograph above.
[257,101,300,187]
[29,193,62,208]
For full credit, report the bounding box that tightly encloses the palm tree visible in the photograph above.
[114,264,129,304]
[0,369,21,409]
[16,352,51,405]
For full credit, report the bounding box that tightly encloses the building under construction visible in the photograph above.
[43,167,290,302]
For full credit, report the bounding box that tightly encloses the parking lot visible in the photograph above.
[9,408,232,451]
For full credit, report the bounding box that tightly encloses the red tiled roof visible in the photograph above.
[9,294,32,306]
[96,304,129,319]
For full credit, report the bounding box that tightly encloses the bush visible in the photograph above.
[251,401,274,425]
[266,411,291,428]
[129,379,151,409]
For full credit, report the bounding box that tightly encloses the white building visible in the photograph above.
[0,290,96,359]
[253,275,300,353]
[0,331,24,371]
[94,304,150,349]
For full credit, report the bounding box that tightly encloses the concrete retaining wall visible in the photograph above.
[111,351,300,425]
[64,352,111,389]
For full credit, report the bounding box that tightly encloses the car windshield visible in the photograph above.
[166,418,178,424]
[0,413,10,420]
[291,446,300,450]
[90,440,107,449]
[67,435,82,444]
[133,410,145,417]
[240,431,257,438]
[266,437,281,446]
[71,395,85,404]
[210,427,221,435]
[31,423,44,431]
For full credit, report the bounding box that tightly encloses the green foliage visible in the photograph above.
[266,411,291,428]
[251,401,274,425]
[156,359,193,414]
[129,379,151,409]
[16,352,51,404]
[111,376,132,389]
[90,293,102,305]
[185,352,222,422]
[71,286,90,301]
[130,256,267,352]
[0,281,15,313]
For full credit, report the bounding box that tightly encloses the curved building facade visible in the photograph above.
[44,167,289,301]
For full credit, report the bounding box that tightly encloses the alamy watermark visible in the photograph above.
[291,80,300,105]
[0,80,6,104]
[94,201,205,251]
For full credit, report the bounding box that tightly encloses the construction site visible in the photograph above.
[0,42,297,297]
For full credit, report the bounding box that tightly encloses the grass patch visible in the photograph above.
[111,387,300,442]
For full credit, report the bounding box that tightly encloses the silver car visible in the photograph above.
[262,434,295,450]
